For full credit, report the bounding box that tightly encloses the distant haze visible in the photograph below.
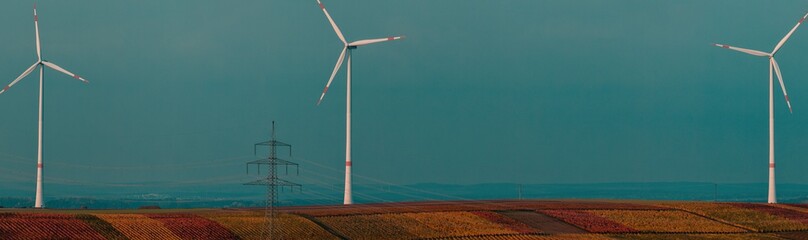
[1,0,808,201]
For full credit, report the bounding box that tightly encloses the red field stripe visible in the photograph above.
[145,213,238,240]
[0,213,106,239]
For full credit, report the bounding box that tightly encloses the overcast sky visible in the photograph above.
[2,1,808,196]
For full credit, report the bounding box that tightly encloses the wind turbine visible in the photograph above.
[713,12,808,204]
[0,4,88,208]
[314,0,404,205]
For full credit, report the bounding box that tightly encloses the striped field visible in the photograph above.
[1,200,808,239]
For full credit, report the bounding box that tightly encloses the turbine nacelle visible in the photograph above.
[713,12,808,114]
[315,0,404,105]
[1,6,88,96]
[713,42,793,113]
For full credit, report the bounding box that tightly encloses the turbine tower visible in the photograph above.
[713,12,808,204]
[0,4,88,208]
[314,0,404,205]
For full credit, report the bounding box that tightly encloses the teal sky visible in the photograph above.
[2,0,808,195]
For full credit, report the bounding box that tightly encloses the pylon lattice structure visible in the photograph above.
[245,121,301,240]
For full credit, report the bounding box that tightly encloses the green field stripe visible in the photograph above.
[77,214,129,240]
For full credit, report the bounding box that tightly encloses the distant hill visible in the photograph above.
[3,182,808,209]
[3,200,808,239]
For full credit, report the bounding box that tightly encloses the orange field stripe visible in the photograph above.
[198,211,341,239]
[94,214,181,240]
[144,213,238,240]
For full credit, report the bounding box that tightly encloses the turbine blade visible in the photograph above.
[34,4,41,61]
[349,36,405,47]
[317,47,347,105]
[316,0,347,45]
[771,58,793,113]
[772,12,808,55]
[713,44,770,57]
[41,61,88,83]
[1,62,39,95]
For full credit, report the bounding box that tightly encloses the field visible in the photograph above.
[2,200,808,239]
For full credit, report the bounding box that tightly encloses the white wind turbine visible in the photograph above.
[713,12,808,204]
[314,0,404,205]
[0,4,88,208]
